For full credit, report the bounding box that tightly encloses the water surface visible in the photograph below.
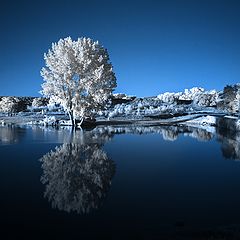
[0,124,240,239]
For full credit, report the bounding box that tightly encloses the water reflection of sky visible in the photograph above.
[1,124,240,238]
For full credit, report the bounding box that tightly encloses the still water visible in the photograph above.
[0,124,240,239]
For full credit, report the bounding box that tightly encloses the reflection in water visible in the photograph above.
[109,123,240,160]
[37,118,240,214]
[221,138,240,160]
[216,118,240,160]
[2,122,240,238]
[0,125,24,144]
[92,124,238,160]
[40,130,115,214]
[98,125,214,142]
[183,127,214,141]
[32,125,114,144]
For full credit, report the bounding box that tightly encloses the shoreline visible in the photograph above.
[0,112,233,128]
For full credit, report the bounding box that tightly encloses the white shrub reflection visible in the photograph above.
[39,121,240,215]
[96,125,214,142]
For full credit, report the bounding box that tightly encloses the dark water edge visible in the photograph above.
[1,123,240,239]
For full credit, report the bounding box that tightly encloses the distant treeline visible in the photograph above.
[0,83,239,114]
[0,96,49,113]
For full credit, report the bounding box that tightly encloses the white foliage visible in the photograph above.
[236,120,240,131]
[193,90,218,107]
[47,98,62,111]
[186,115,216,126]
[157,92,178,103]
[41,37,116,124]
[0,97,19,113]
[157,87,218,107]
[32,97,48,108]
[41,116,56,126]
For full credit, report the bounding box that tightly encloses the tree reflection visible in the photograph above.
[216,118,240,160]
[40,120,240,215]
[220,139,240,160]
[40,130,115,214]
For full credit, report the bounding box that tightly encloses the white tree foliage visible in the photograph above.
[40,37,117,125]
[0,97,19,113]
[32,97,49,108]
[157,87,218,107]
[217,84,240,113]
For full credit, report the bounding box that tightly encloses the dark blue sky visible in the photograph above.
[1,0,240,97]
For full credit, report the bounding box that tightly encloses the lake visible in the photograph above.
[1,124,240,239]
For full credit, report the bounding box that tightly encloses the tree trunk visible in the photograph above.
[79,117,83,126]
[68,111,75,127]
[68,112,84,128]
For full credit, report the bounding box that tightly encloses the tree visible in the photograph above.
[217,84,240,113]
[40,37,117,126]
[32,97,49,108]
[0,97,19,114]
